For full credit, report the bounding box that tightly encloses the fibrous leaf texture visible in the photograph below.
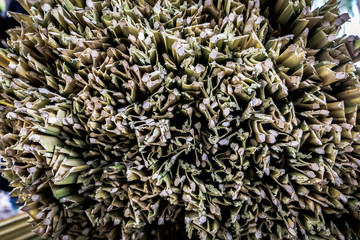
[1,0,360,239]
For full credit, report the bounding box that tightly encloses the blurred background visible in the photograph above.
[0,0,359,222]
[0,0,5,11]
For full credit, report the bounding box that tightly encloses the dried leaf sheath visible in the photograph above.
[0,0,360,239]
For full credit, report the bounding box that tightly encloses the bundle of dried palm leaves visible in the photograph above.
[0,0,360,239]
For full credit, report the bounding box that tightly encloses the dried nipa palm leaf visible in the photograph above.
[0,0,360,239]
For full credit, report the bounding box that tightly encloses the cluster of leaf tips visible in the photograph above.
[1,0,360,239]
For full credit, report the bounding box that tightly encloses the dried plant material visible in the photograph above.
[1,0,360,239]
[0,213,41,240]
